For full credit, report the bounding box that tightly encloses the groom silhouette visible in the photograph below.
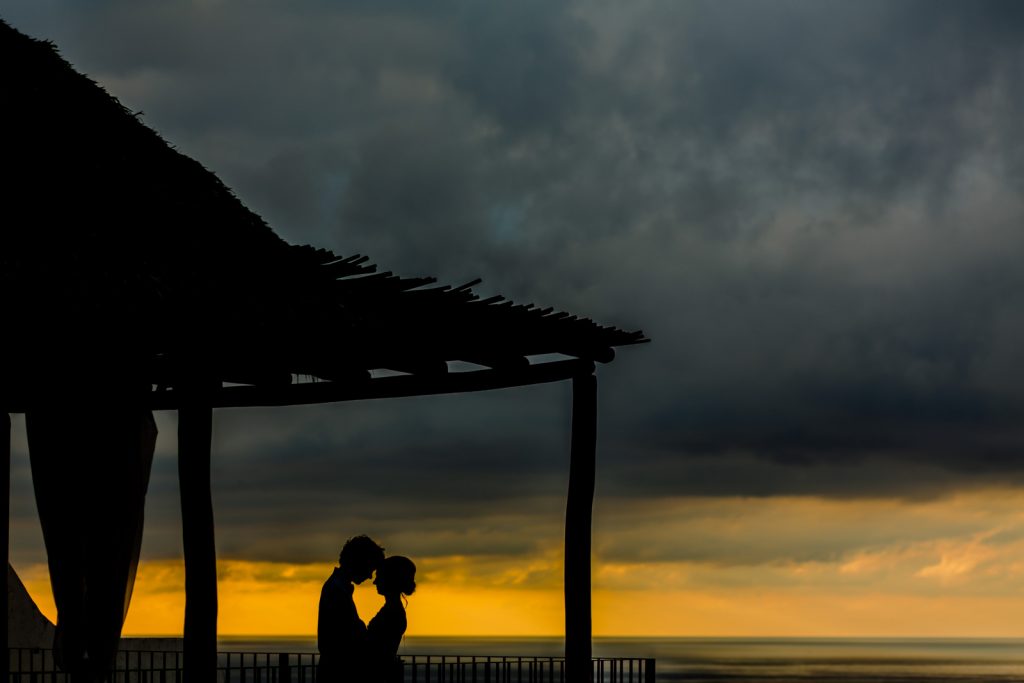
[317,535,386,683]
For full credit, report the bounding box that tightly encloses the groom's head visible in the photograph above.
[339,535,385,584]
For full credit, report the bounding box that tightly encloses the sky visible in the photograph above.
[6,0,1024,637]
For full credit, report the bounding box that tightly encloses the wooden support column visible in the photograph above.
[565,372,597,683]
[178,393,217,683]
[3,412,10,683]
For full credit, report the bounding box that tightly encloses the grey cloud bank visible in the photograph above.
[6,0,1024,565]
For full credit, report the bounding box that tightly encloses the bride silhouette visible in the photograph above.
[367,556,417,683]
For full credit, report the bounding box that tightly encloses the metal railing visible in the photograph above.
[400,655,654,683]
[9,649,655,683]
[8,649,183,683]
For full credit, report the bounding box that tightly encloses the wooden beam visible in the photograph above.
[178,392,217,683]
[2,360,596,413]
[149,359,594,411]
[382,360,449,377]
[565,372,596,683]
[559,346,615,364]
[2,412,9,683]
[458,354,530,371]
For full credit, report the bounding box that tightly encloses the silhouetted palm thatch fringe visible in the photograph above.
[0,19,646,402]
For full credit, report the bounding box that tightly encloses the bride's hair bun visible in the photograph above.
[382,555,417,596]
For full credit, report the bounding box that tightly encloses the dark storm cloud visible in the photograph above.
[7,0,1024,565]
[176,388,571,562]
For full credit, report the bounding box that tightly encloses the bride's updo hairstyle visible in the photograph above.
[379,555,417,596]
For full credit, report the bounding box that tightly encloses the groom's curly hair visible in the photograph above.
[339,535,385,568]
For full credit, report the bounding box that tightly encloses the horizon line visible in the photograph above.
[117,634,1024,641]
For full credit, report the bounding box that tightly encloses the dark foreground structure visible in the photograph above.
[0,18,647,683]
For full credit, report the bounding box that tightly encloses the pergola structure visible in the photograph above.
[1,19,647,683]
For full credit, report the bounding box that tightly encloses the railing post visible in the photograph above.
[278,653,291,683]
[643,660,655,683]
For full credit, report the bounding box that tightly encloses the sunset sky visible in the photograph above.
[7,1,1024,637]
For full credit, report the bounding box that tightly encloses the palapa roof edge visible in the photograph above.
[0,18,647,402]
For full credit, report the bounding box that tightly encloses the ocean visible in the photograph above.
[214,636,1024,682]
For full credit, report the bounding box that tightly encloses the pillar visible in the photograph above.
[179,395,217,682]
[3,413,10,683]
[565,373,596,683]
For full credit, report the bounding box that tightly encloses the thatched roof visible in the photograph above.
[0,19,646,406]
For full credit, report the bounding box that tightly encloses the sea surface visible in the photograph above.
[214,636,1024,682]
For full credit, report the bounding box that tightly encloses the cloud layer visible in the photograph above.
[5,1,1024,572]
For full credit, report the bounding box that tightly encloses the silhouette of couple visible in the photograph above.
[318,536,417,683]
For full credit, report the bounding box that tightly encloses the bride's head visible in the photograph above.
[374,555,417,598]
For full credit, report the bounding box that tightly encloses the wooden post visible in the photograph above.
[2,412,10,683]
[178,393,217,683]
[565,373,597,683]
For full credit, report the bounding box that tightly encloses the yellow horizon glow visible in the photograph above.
[16,557,1024,638]
[17,560,570,637]
[18,490,1024,638]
